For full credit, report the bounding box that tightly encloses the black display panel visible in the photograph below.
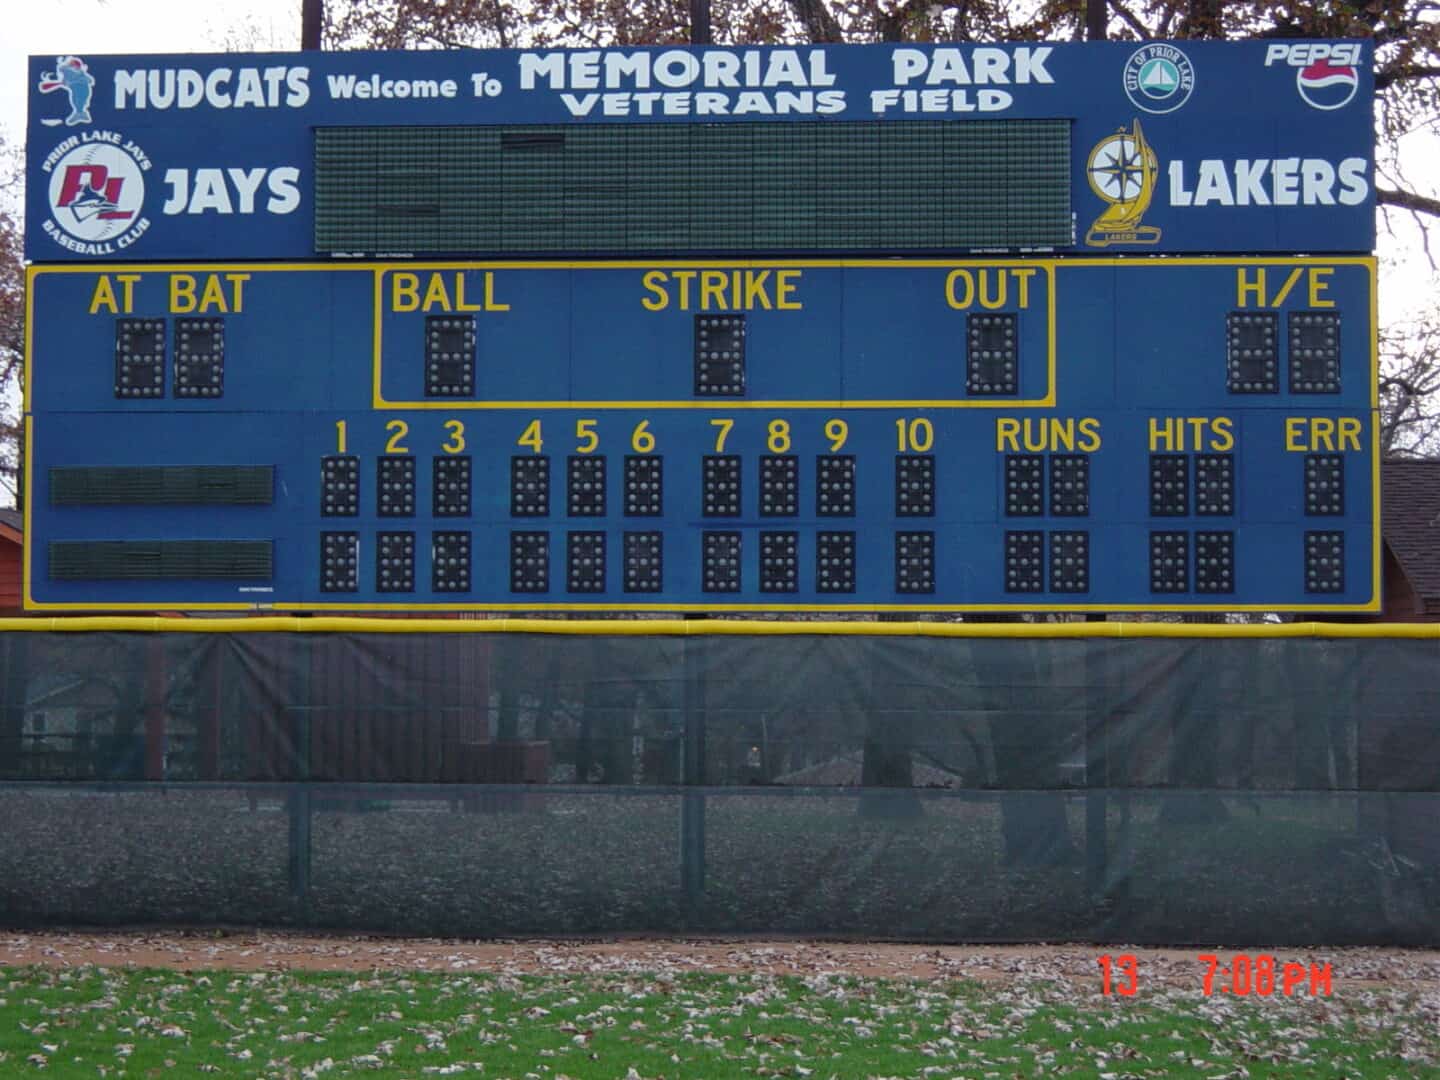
[314,121,1072,255]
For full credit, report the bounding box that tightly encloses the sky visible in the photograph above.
[5,0,1438,324]
[3,0,299,150]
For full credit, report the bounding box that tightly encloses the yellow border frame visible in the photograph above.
[23,256,1382,615]
[367,259,1059,410]
[0,616,1428,638]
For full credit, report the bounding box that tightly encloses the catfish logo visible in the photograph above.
[1264,43,1360,110]
[41,136,152,254]
[38,56,96,127]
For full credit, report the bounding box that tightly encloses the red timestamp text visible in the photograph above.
[1198,954,1333,997]
[1098,954,1334,997]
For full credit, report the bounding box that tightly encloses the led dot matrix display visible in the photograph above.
[173,318,224,398]
[114,319,166,399]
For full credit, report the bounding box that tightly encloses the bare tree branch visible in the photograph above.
[1378,186,1440,218]
[1375,63,1440,89]
[787,0,845,42]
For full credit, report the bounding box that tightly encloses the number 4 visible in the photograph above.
[518,419,543,454]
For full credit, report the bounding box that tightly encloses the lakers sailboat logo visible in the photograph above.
[1085,120,1161,247]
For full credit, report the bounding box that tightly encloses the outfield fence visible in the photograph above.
[1,618,1437,944]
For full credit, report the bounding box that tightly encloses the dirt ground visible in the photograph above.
[2,931,1438,990]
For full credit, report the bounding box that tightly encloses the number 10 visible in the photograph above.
[896,418,934,452]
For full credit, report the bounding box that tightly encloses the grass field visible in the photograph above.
[0,965,1436,1078]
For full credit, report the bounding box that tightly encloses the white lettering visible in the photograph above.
[1302,159,1336,204]
[1338,158,1369,204]
[227,167,266,212]
[267,167,301,213]
[1233,159,1270,205]
[1273,157,1301,205]
[519,53,565,90]
[655,51,701,87]
[1168,160,1193,206]
[1193,161,1232,206]
[1168,157,1371,207]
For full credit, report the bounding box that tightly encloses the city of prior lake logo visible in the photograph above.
[1123,44,1195,114]
[43,135,151,254]
[1085,120,1161,247]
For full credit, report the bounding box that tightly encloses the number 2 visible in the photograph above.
[384,419,409,454]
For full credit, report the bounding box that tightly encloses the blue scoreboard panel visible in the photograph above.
[24,41,1380,612]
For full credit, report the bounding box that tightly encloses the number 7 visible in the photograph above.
[709,418,734,453]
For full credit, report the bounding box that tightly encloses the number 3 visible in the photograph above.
[442,419,465,454]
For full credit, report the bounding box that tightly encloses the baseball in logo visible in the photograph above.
[1296,58,1358,110]
[41,134,152,254]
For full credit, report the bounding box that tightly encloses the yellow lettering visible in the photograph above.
[421,273,451,312]
[391,272,420,312]
[744,271,772,310]
[776,270,801,310]
[673,270,695,310]
[637,270,800,311]
[1285,417,1306,452]
[88,275,119,315]
[1307,267,1335,308]
[641,270,668,312]
[1013,268,1037,309]
[454,273,482,311]
[1287,417,1363,451]
[1236,268,1266,308]
[1021,420,1047,453]
[198,274,229,313]
[979,269,1007,309]
[169,274,197,314]
[1148,417,1176,452]
[946,269,974,310]
[700,271,728,311]
[224,273,249,313]
[948,268,1034,310]
[1051,418,1074,452]
[1211,417,1235,452]
[1270,267,1304,308]
[483,271,509,312]
[1339,416,1362,451]
[996,417,1020,452]
[997,418,1103,453]
[118,274,140,313]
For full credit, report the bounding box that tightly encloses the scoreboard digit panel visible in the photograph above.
[25,257,1379,612]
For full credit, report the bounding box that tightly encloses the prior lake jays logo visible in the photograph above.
[42,134,152,254]
[37,56,96,127]
[1123,44,1195,114]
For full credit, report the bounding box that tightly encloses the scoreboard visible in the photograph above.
[24,41,1380,612]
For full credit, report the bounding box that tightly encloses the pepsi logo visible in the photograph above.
[1296,58,1359,110]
